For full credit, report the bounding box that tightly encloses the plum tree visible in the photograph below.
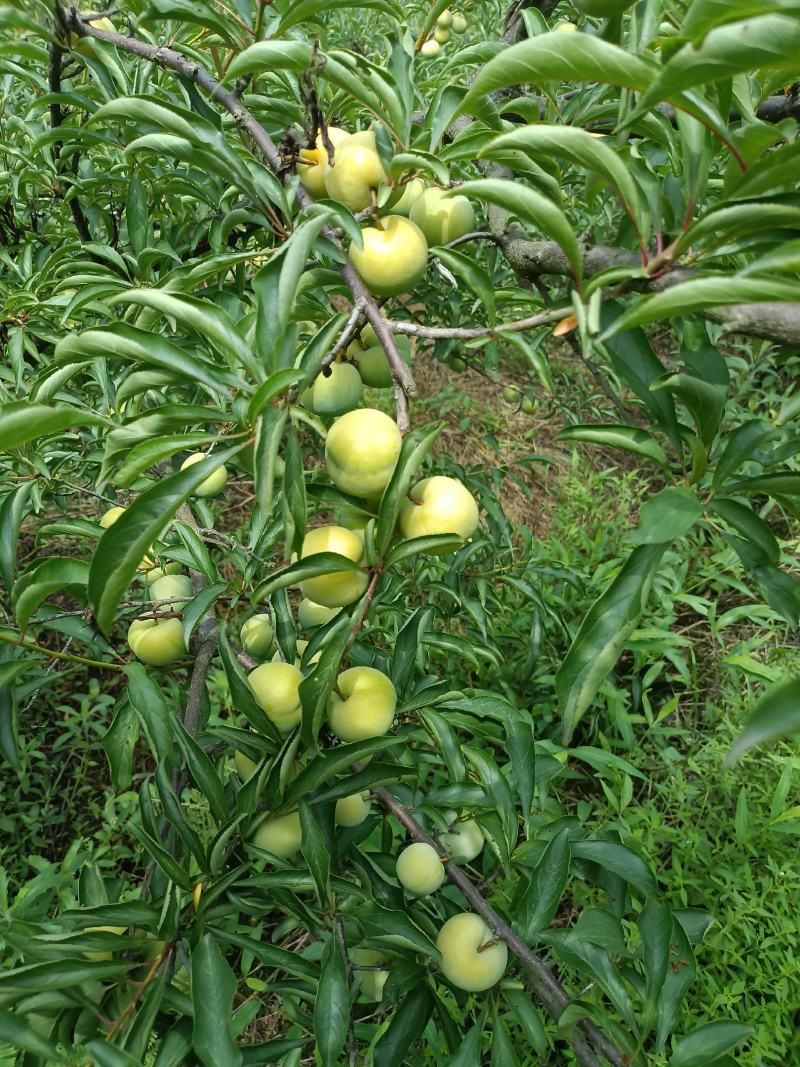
[334,792,371,827]
[2,0,784,1063]
[301,361,363,415]
[439,814,484,864]
[240,614,275,659]
[251,811,302,858]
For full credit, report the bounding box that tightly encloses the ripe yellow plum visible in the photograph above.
[127,617,184,667]
[248,661,304,733]
[396,842,445,896]
[409,188,475,247]
[349,216,428,298]
[400,476,480,549]
[298,525,368,608]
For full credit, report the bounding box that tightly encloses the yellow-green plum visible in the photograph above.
[349,215,428,298]
[325,138,388,212]
[409,188,475,247]
[440,814,484,864]
[240,614,275,659]
[420,38,441,56]
[451,12,467,32]
[99,504,153,571]
[386,177,425,217]
[127,617,184,667]
[302,361,363,416]
[298,598,339,630]
[437,8,452,26]
[248,661,303,733]
[400,476,479,549]
[235,750,259,779]
[298,525,368,608]
[434,26,450,43]
[180,453,228,497]
[396,842,445,896]
[148,573,192,605]
[251,811,302,858]
[297,125,348,198]
[335,792,372,827]
[325,408,402,499]
[328,666,397,742]
[349,330,412,390]
[436,913,508,992]
[351,948,390,1001]
[144,562,182,585]
[83,925,126,962]
[99,505,126,529]
[553,20,579,31]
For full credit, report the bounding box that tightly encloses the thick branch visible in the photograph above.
[63,10,416,430]
[498,231,800,346]
[373,786,623,1067]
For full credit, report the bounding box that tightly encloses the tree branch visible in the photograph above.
[373,786,623,1066]
[48,24,92,242]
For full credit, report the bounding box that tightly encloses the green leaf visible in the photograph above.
[459,32,653,117]
[0,958,129,991]
[88,444,243,633]
[639,901,672,1035]
[299,800,331,907]
[248,369,305,423]
[432,247,496,324]
[174,717,229,824]
[653,374,726,448]
[191,933,243,1067]
[314,934,349,1067]
[710,498,779,563]
[374,986,434,1067]
[518,828,571,939]
[275,0,400,34]
[603,277,800,338]
[285,737,402,804]
[55,323,246,394]
[669,1021,754,1067]
[0,1006,60,1060]
[484,125,644,234]
[0,401,106,450]
[13,558,89,629]
[712,419,774,486]
[114,433,218,488]
[0,483,33,593]
[557,425,669,468]
[572,840,658,896]
[630,15,800,122]
[455,179,582,283]
[86,1042,143,1067]
[358,903,440,958]
[556,543,666,743]
[726,676,800,765]
[632,488,703,544]
[376,424,442,560]
[683,0,800,42]
[111,289,257,378]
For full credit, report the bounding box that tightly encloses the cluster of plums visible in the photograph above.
[297,125,475,300]
[103,404,505,991]
[420,8,468,57]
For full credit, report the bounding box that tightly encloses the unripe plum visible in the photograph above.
[396,842,445,895]
[325,408,402,499]
[180,453,228,497]
[409,188,475,248]
[302,361,363,416]
[240,613,275,660]
[248,661,304,733]
[349,215,428,298]
[298,525,368,608]
[251,811,302,858]
[127,617,185,667]
[436,913,508,991]
[335,792,372,827]
[328,666,397,742]
[440,813,484,864]
[399,476,479,549]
